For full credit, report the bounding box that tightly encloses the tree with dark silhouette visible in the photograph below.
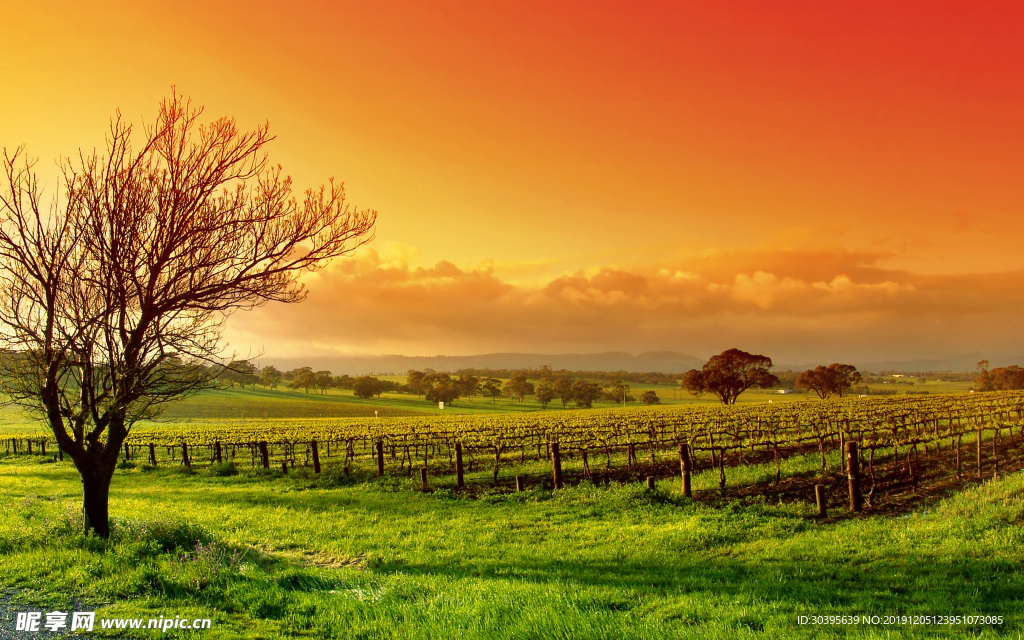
[552,378,574,409]
[797,364,862,399]
[353,376,384,399]
[314,370,334,395]
[640,390,660,405]
[0,92,376,537]
[681,348,779,405]
[480,377,502,403]
[290,367,317,393]
[571,380,602,408]
[503,373,535,403]
[259,366,283,390]
[535,384,555,409]
[975,364,1024,391]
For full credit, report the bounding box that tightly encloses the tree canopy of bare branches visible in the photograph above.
[0,93,376,536]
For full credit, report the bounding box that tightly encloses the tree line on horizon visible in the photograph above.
[213,353,1023,409]
[974,361,1024,392]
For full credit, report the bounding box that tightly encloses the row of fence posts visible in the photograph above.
[16,433,864,515]
[127,436,874,516]
[26,435,897,517]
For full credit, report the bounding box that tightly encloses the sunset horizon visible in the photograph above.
[6,1,1024,363]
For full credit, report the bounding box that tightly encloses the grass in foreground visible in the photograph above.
[0,454,1021,639]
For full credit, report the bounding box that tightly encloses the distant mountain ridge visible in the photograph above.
[258,351,706,376]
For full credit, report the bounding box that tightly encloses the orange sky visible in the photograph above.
[4,1,1024,362]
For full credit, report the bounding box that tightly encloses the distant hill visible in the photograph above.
[258,351,706,376]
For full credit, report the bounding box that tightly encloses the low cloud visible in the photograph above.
[222,247,1024,362]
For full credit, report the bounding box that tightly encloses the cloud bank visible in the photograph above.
[222,248,1024,363]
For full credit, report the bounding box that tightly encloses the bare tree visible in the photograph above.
[0,93,376,536]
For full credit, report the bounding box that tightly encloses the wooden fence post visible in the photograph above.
[515,475,524,492]
[215,442,223,464]
[718,448,726,491]
[311,440,321,474]
[976,426,983,478]
[182,442,191,467]
[993,427,999,478]
[955,434,962,478]
[27,440,32,455]
[282,461,288,474]
[551,442,563,489]
[149,443,157,466]
[646,476,655,490]
[376,440,384,476]
[679,443,692,497]
[259,441,270,469]
[455,442,465,489]
[815,484,826,518]
[846,441,862,512]
[420,467,428,491]
[123,442,130,461]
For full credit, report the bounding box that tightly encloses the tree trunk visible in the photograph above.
[48,392,126,538]
[81,467,113,537]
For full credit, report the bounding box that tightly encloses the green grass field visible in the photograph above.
[1,380,1001,638]
[0,449,1019,639]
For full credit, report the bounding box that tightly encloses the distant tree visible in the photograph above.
[535,384,556,409]
[681,348,780,405]
[797,366,832,399]
[260,366,283,390]
[406,370,429,397]
[640,390,660,405]
[825,364,861,398]
[602,382,634,405]
[552,378,575,409]
[798,364,864,399]
[456,374,480,400]
[290,367,317,393]
[571,380,602,408]
[353,375,384,399]
[481,377,502,403]
[223,360,258,388]
[974,360,994,392]
[426,382,461,405]
[976,365,1024,391]
[503,374,535,403]
[414,371,462,405]
[333,374,355,390]
[314,370,334,395]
